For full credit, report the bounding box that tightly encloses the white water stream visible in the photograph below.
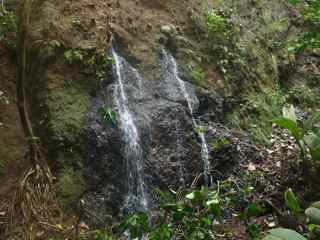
[112,48,149,213]
[161,49,211,185]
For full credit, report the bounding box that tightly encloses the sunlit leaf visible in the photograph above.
[284,188,301,216]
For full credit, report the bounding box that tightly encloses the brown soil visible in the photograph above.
[0,45,26,232]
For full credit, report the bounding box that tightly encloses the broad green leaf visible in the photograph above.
[284,188,301,216]
[305,207,320,225]
[262,228,307,240]
[272,118,303,141]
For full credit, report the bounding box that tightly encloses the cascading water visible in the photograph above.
[160,49,211,185]
[174,120,186,185]
[112,48,149,213]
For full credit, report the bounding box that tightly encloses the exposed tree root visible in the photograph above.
[5,0,62,238]
[7,140,62,239]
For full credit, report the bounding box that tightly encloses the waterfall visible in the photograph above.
[112,48,149,213]
[160,49,211,185]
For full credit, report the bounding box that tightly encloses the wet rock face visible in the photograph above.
[83,50,261,224]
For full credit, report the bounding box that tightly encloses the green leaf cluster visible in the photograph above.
[98,106,117,126]
[288,0,320,52]
[272,108,320,162]
[121,187,222,240]
[206,10,225,35]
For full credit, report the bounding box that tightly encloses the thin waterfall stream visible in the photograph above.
[160,49,212,185]
[112,48,149,213]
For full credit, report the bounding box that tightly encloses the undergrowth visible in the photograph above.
[227,86,286,146]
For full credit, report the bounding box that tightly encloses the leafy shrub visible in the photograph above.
[121,187,222,240]
[288,0,320,52]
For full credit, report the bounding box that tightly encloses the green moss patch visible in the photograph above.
[46,86,89,143]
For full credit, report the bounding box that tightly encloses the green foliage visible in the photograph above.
[120,213,150,239]
[288,0,320,52]
[284,188,301,217]
[272,108,320,161]
[0,7,17,48]
[228,86,286,146]
[240,203,264,221]
[64,48,114,81]
[120,177,265,240]
[187,64,206,87]
[262,228,307,240]
[209,137,231,150]
[206,10,225,35]
[98,106,117,126]
[121,187,222,240]
[194,126,205,136]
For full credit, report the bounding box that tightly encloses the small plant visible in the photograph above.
[272,106,320,162]
[285,188,301,217]
[263,189,320,240]
[194,126,205,136]
[98,106,117,126]
[188,64,206,87]
[209,137,231,150]
[206,10,225,35]
[63,48,114,81]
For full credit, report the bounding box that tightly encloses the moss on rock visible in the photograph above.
[46,86,90,143]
